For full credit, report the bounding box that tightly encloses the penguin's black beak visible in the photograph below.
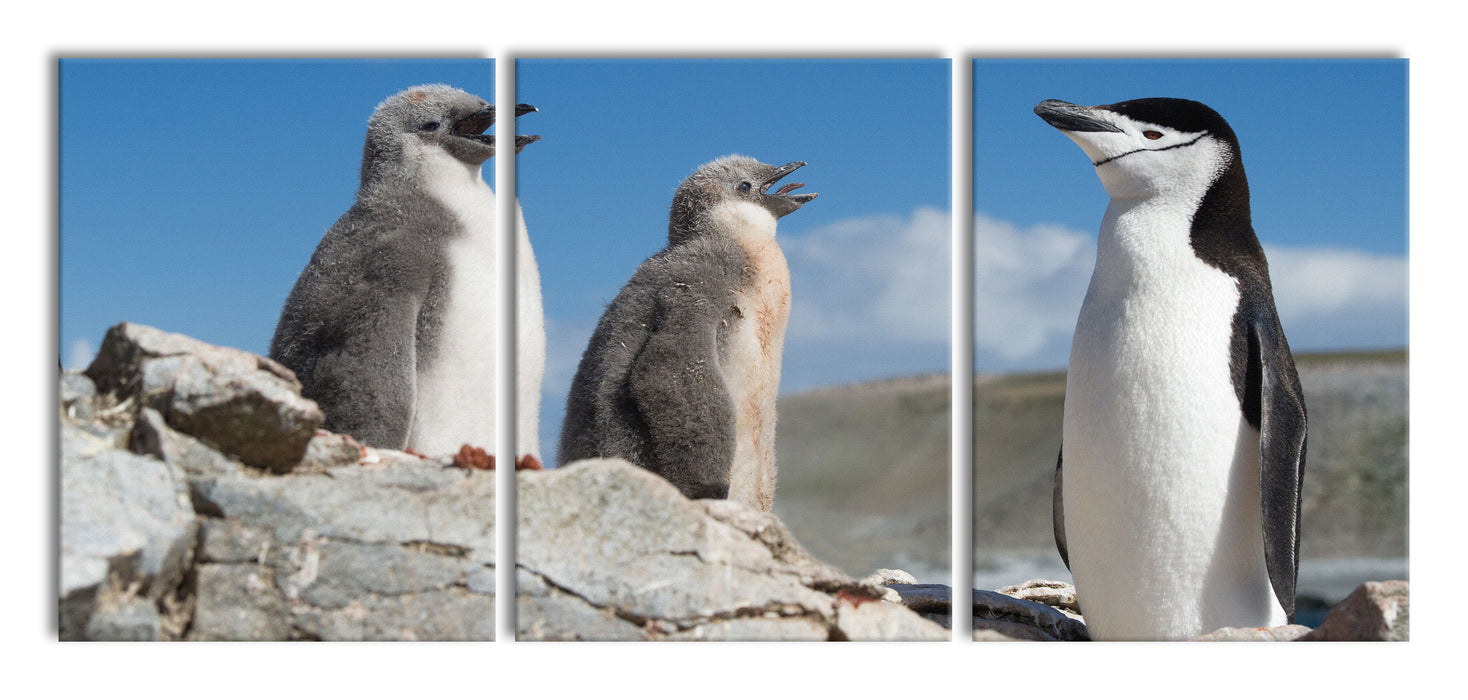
[762,161,818,201]
[511,104,541,154]
[759,161,818,218]
[453,104,497,145]
[453,104,541,156]
[1035,99,1123,133]
[514,135,542,154]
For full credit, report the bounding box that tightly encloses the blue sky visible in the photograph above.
[973,59,1409,372]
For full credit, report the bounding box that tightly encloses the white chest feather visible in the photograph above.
[1062,196,1283,638]
[407,155,498,455]
[716,201,789,511]
[515,201,546,461]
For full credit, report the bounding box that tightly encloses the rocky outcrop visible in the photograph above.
[1301,580,1410,641]
[973,578,1410,641]
[60,421,197,640]
[60,323,496,640]
[61,323,949,642]
[66,323,1403,643]
[516,459,949,641]
[85,322,323,472]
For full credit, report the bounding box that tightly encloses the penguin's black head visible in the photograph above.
[668,155,818,244]
[1036,97,1242,199]
[362,84,541,179]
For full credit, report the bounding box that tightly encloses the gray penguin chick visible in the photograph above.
[559,155,816,510]
[269,84,540,456]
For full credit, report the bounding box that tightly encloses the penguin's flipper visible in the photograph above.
[307,294,421,450]
[1053,447,1070,570]
[1251,314,1308,622]
[626,281,737,501]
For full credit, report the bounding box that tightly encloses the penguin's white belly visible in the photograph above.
[514,203,546,462]
[408,172,498,456]
[1063,252,1284,639]
[722,239,789,512]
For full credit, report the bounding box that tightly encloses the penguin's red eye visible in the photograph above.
[1143,130,1163,140]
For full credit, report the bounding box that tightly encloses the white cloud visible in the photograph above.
[972,212,1093,362]
[65,337,95,371]
[1264,245,1408,327]
[541,315,595,401]
[782,207,951,346]
[971,212,1409,369]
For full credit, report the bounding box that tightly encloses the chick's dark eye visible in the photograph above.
[420,121,440,132]
[1143,130,1163,140]
[737,181,752,192]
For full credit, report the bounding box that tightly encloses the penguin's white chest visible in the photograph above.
[1062,201,1283,639]
[718,204,789,512]
[408,161,498,455]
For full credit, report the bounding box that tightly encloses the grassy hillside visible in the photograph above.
[773,375,952,583]
[771,350,1408,596]
[972,350,1410,587]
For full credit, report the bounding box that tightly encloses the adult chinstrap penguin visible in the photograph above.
[559,155,817,511]
[269,84,543,462]
[1036,98,1307,640]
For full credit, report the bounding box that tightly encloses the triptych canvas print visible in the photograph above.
[57,58,1407,642]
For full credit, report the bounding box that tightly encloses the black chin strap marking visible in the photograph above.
[1092,131,1209,168]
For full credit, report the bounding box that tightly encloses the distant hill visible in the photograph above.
[973,349,1409,560]
[774,375,952,584]
[772,350,1408,598]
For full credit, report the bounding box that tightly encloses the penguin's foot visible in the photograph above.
[836,590,881,608]
[403,447,428,458]
[515,454,543,471]
[452,444,495,471]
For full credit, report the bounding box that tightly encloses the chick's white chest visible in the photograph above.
[716,202,789,511]
[408,157,498,455]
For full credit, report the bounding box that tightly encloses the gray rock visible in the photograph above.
[63,324,499,641]
[1191,624,1312,641]
[863,568,919,587]
[85,592,162,641]
[516,459,946,641]
[1301,580,1410,641]
[887,583,954,617]
[60,370,97,423]
[996,579,1081,614]
[877,580,1092,641]
[192,563,295,641]
[299,430,365,469]
[516,569,647,641]
[668,616,830,641]
[974,588,1090,641]
[197,518,274,564]
[85,322,322,471]
[291,588,496,642]
[834,594,950,641]
[131,406,248,482]
[187,469,496,640]
[862,568,917,603]
[59,422,197,640]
